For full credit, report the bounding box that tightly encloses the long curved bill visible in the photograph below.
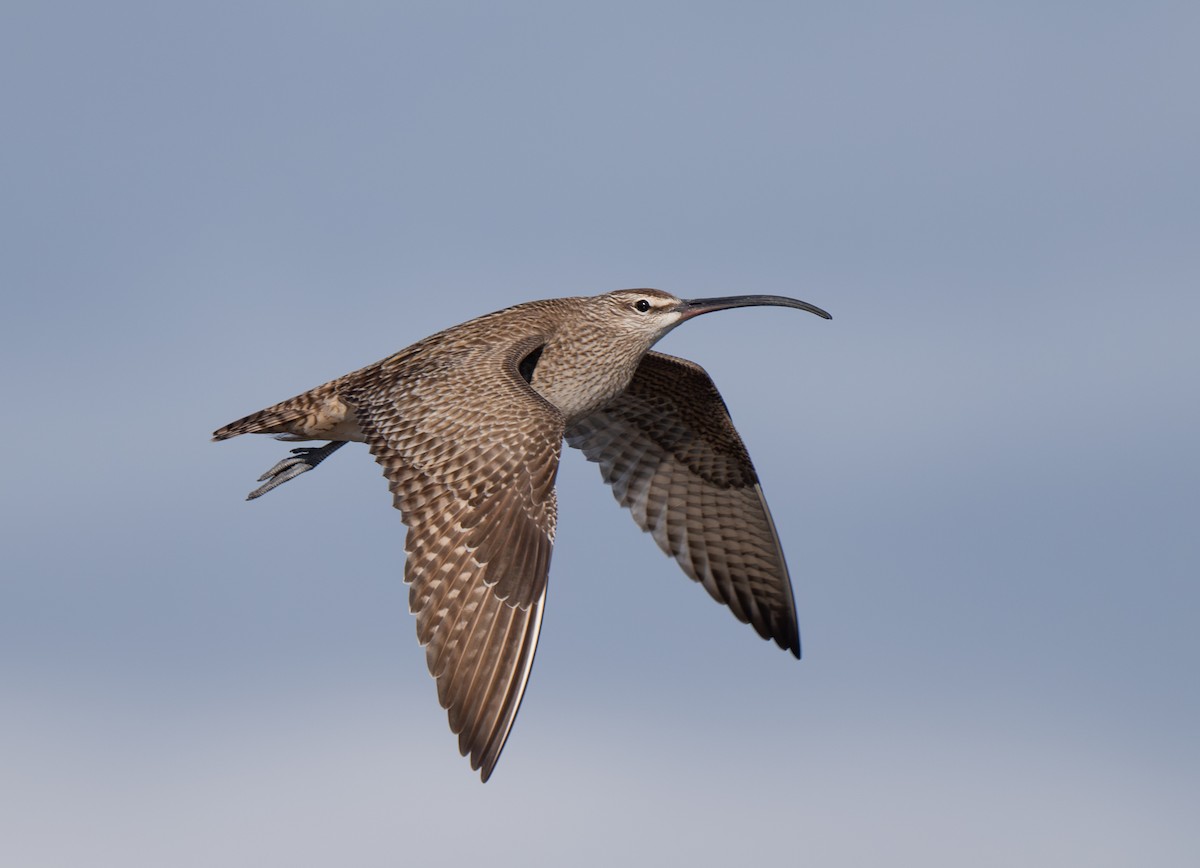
[676,294,832,321]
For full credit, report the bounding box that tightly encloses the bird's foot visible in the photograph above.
[246,441,346,501]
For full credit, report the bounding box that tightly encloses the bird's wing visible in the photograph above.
[345,340,564,781]
[565,350,800,657]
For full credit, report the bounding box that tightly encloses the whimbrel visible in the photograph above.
[213,288,831,780]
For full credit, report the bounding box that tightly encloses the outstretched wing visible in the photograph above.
[345,339,564,780]
[566,351,800,657]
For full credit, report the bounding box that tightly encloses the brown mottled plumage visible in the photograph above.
[213,288,830,781]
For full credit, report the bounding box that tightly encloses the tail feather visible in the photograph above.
[212,403,308,441]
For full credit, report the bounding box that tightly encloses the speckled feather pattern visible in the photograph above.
[213,289,819,780]
[566,351,800,656]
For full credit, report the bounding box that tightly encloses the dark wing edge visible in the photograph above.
[566,350,801,657]
[345,344,564,780]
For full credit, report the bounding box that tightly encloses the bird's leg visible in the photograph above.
[246,441,347,501]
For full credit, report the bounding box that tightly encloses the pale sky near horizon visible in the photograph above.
[2,2,1198,865]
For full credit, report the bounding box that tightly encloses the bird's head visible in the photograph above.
[592,287,832,352]
[533,288,831,421]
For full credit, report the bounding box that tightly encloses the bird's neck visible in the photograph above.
[530,333,647,422]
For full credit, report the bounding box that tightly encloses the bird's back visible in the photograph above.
[212,296,577,443]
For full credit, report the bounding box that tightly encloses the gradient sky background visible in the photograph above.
[3,2,1197,865]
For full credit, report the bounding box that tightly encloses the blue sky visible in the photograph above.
[2,2,1197,865]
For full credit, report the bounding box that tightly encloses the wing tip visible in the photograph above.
[775,627,801,659]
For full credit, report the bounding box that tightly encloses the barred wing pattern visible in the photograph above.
[566,351,800,657]
[345,346,564,781]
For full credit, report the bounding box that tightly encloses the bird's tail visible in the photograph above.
[212,400,309,441]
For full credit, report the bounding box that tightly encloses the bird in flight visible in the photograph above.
[213,288,831,780]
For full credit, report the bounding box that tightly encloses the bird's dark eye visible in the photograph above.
[634,299,651,313]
